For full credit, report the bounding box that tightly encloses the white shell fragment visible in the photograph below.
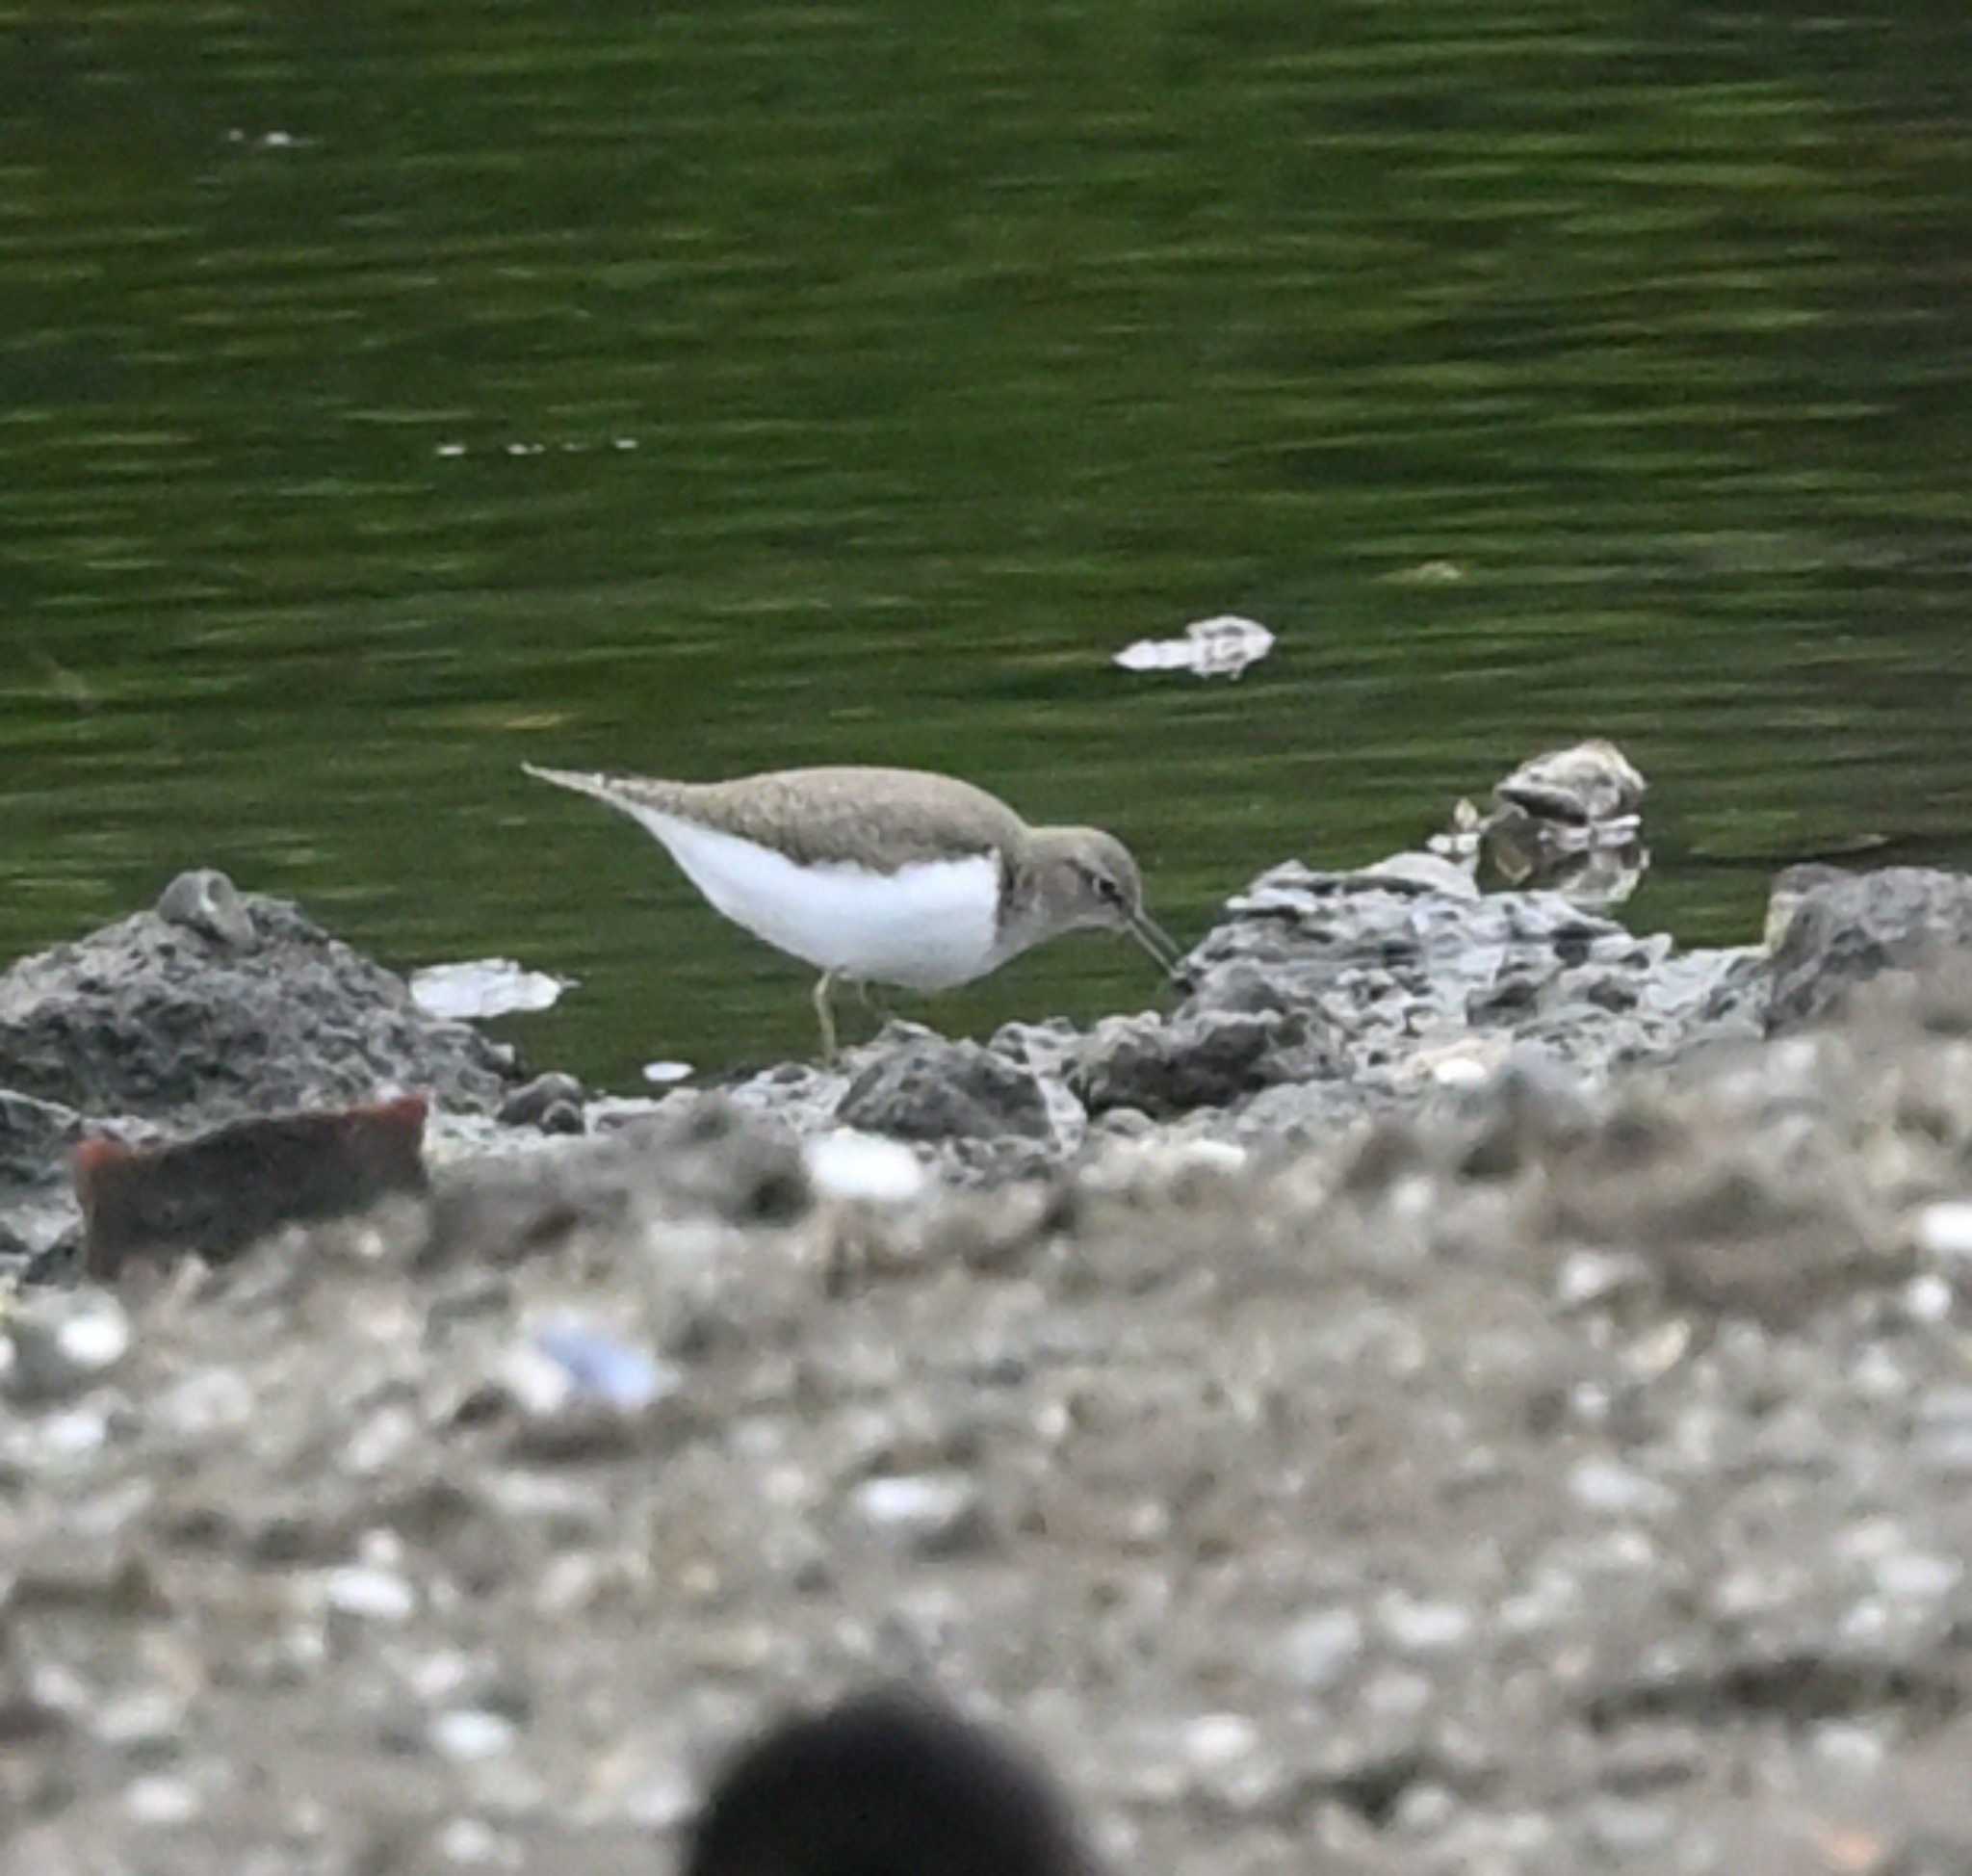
[1113,614,1276,681]
[410,958,568,1021]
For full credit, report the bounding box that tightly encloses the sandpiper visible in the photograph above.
[522,761,1181,1060]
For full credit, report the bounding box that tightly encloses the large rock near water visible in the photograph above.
[0,870,516,1128]
[1765,864,1972,1032]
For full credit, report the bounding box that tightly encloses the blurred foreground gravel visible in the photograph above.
[8,856,1972,1873]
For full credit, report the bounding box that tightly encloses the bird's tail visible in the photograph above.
[520,762,623,806]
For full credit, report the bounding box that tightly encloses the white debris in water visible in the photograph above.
[642,1060,694,1085]
[1113,613,1276,681]
[434,436,639,459]
[805,1129,930,1204]
[1387,560,1466,585]
[410,958,567,1021]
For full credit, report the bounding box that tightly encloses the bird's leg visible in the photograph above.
[812,970,840,1065]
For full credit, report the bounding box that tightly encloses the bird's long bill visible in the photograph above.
[1126,907,1187,982]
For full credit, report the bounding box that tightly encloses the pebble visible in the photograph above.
[34,1404,111,1458]
[805,1129,930,1204]
[156,867,255,946]
[618,1760,696,1830]
[323,1566,418,1623]
[153,1366,258,1437]
[532,1321,675,1412]
[437,1816,521,1867]
[1554,1249,1651,1311]
[502,1322,678,1418]
[1392,1781,1460,1834]
[1376,1590,1472,1653]
[1584,1796,1674,1854]
[1913,1197,1972,1262]
[429,1708,519,1763]
[124,1775,202,1825]
[1902,1273,1954,1322]
[1810,1721,1888,1772]
[1182,1711,1260,1769]
[1568,1457,1674,1517]
[1870,1550,1962,1601]
[93,1688,188,1754]
[3,1290,132,1400]
[1277,1607,1366,1689]
[848,1472,991,1555]
[1361,1667,1433,1719]
[1911,1386,1972,1474]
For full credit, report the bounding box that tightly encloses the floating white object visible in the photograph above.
[409,958,567,1021]
[1113,613,1276,681]
[642,1060,694,1085]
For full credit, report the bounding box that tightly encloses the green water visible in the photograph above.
[5,2,1971,1082]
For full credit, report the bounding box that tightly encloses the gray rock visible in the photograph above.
[836,1036,1054,1143]
[0,880,516,1127]
[1492,739,1647,826]
[1766,866,1972,1033]
[1165,862,1754,1125]
[1073,1005,1329,1119]
[499,1072,588,1132]
[2,1289,132,1400]
[426,1093,812,1264]
[0,1089,98,1269]
[155,869,256,948]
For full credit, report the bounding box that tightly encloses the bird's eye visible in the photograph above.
[1092,871,1123,903]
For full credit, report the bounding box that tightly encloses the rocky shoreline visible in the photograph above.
[5,849,1972,1871]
